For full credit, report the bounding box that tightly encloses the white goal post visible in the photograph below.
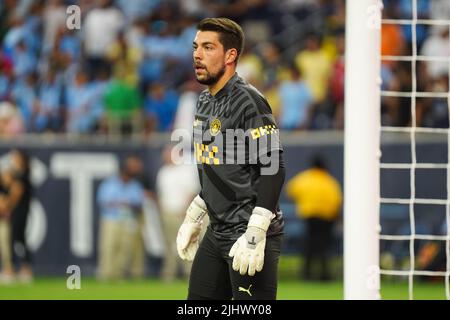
[344,0,382,300]
[345,0,450,300]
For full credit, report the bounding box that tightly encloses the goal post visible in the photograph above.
[344,0,382,300]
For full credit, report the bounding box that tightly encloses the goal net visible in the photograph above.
[344,0,449,300]
[379,0,450,300]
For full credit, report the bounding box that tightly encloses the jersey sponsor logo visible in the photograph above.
[210,118,221,136]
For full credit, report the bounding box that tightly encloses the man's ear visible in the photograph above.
[226,48,238,65]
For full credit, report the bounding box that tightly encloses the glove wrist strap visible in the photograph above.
[248,206,274,232]
[186,195,207,224]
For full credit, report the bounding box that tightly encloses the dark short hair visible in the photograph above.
[311,155,326,170]
[197,17,245,63]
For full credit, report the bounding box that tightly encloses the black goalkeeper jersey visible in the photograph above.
[193,73,284,240]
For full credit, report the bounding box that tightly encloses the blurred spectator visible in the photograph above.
[10,0,34,20]
[179,0,209,18]
[0,101,25,138]
[173,78,203,135]
[2,17,27,57]
[286,155,342,281]
[57,27,82,67]
[430,0,450,34]
[259,41,289,89]
[139,16,190,87]
[42,0,66,54]
[144,83,179,133]
[103,76,143,136]
[89,69,111,134]
[11,40,37,79]
[278,66,313,130]
[262,80,281,120]
[64,69,96,134]
[83,0,125,80]
[11,72,38,131]
[417,222,448,281]
[383,62,430,127]
[115,0,159,24]
[106,30,143,87]
[44,26,82,80]
[397,0,430,51]
[3,8,41,61]
[328,30,345,129]
[430,75,449,128]
[382,63,411,127]
[0,169,14,284]
[420,25,450,81]
[8,149,33,283]
[96,156,145,281]
[156,145,201,281]
[295,32,332,104]
[0,53,13,101]
[0,0,16,43]
[122,154,154,279]
[32,69,64,132]
[324,0,345,36]
[417,240,446,281]
[204,0,271,26]
[236,42,264,88]
[381,5,406,70]
[125,18,147,51]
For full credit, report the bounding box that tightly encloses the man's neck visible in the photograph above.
[208,68,236,97]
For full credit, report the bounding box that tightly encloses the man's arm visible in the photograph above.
[229,90,285,276]
[255,151,285,213]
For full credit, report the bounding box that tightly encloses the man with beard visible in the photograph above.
[176,18,285,300]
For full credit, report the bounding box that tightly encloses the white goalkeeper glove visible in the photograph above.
[176,195,208,261]
[228,207,274,276]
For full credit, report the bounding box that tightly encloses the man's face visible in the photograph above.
[125,157,143,178]
[193,31,227,85]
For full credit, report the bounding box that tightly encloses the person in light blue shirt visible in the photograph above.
[11,72,38,131]
[0,73,11,101]
[12,40,37,79]
[144,82,179,132]
[96,156,145,281]
[88,72,110,133]
[279,67,313,130]
[97,170,144,221]
[64,70,96,134]
[58,29,82,65]
[32,70,64,132]
[115,0,160,23]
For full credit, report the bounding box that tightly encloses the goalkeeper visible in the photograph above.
[177,18,285,300]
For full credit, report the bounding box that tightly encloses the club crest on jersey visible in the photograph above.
[210,118,221,136]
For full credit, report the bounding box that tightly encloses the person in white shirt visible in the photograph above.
[83,0,125,79]
[420,25,450,80]
[156,145,202,281]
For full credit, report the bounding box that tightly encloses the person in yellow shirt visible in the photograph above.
[286,155,342,281]
[295,33,333,104]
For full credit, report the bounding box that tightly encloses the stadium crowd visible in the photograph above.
[0,0,448,138]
